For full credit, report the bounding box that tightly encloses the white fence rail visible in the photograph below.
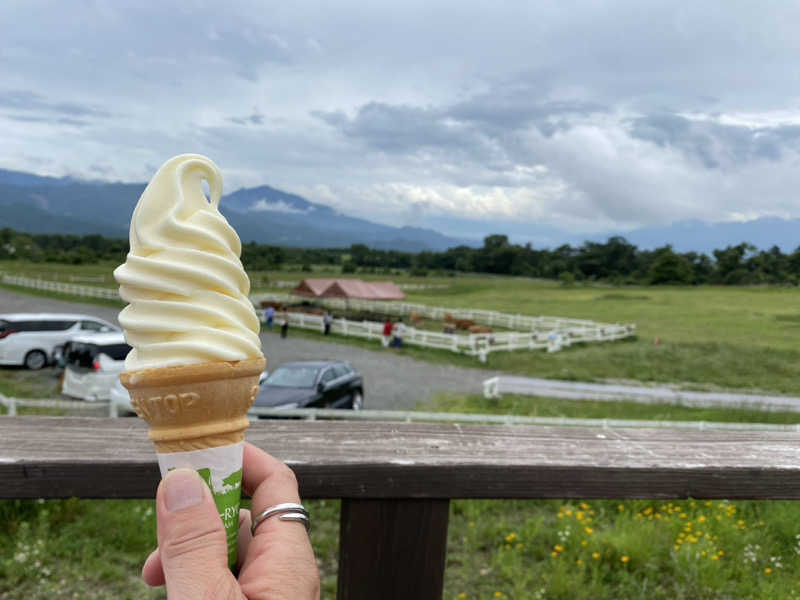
[2,395,796,432]
[252,292,632,334]
[2,274,118,300]
[2,273,635,361]
[259,309,633,361]
[482,375,800,413]
[255,294,635,360]
[0,394,119,417]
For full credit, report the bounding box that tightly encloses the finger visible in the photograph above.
[155,468,237,598]
[141,548,165,587]
[243,442,304,544]
[241,442,302,502]
[237,508,253,570]
[238,443,319,598]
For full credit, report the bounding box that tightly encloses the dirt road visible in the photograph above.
[0,288,499,409]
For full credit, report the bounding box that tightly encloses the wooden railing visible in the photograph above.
[3,416,800,599]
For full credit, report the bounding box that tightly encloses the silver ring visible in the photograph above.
[251,502,310,535]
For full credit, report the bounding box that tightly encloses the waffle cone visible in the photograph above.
[120,357,266,453]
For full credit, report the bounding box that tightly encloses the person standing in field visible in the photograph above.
[323,311,333,335]
[279,309,289,339]
[382,317,393,348]
[264,305,275,330]
[392,318,406,349]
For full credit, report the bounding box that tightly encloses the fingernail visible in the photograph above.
[164,468,205,512]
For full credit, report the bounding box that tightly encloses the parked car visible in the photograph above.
[253,360,364,413]
[60,333,131,401]
[109,376,135,416]
[0,313,119,369]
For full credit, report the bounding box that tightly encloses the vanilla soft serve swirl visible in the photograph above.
[114,154,262,371]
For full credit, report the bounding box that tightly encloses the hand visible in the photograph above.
[142,442,320,599]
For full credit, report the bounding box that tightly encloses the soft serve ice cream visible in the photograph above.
[114,154,266,569]
[114,153,262,371]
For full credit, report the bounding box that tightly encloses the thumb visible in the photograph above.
[156,468,239,599]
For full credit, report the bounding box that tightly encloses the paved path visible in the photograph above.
[0,288,499,409]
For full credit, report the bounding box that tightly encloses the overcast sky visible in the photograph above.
[3,0,800,241]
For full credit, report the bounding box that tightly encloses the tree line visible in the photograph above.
[2,227,800,285]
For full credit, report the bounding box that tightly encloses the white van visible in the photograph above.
[61,332,131,401]
[0,313,120,369]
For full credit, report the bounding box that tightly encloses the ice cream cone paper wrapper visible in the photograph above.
[157,442,244,568]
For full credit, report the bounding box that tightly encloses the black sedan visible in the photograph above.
[253,360,364,412]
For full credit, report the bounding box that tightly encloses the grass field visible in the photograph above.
[4,263,800,597]
[10,259,800,395]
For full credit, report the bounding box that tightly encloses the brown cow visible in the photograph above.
[468,325,493,334]
[454,319,475,330]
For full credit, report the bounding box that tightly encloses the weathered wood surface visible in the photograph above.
[338,499,449,600]
[3,416,800,499]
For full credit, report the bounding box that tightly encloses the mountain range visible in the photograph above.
[0,167,798,254]
[0,169,467,251]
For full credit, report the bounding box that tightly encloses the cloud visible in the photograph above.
[250,199,314,214]
[229,110,265,126]
[4,1,800,239]
[0,89,112,118]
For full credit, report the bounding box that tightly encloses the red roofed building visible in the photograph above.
[292,279,405,301]
[291,278,338,298]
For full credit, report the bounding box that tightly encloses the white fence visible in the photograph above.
[0,394,120,417]
[2,274,119,300]
[254,293,635,361]
[2,394,796,432]
[482,375,800,413]
[252,292,628,333]
[2,273,635,361]
[259,308,632,361]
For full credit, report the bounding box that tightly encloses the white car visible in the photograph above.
[60,332,131,402]
[0,313,119,369]
[109,376,135,416]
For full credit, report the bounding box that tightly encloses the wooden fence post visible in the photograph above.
[338,499,450,600]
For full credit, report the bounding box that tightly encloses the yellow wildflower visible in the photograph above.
[585,527,593,535]
[505,533,517,543]
[495,593,504,598]
[621,556,630,563]
[617,505,624,511]
[592,552,600,559]
[580,503,590,510]
[458,594,467,599]
[551,551,558,558]
[576,559,583,566]
[765,568,772,575]
[581,540,589,547]
[554,545,564,552]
